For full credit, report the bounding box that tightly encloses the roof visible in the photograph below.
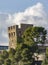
[37,44,48,47]
[0,43,9,46]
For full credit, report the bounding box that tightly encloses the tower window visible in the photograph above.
[9,33,10,37]
[8,27,10,30]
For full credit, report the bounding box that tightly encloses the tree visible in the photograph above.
[0,50,9,65]
[11,57,18,65]
[22,26,47,65]
[45,47,48,64]
[9,48,16,59]
[1,50,9,59]
[15,43,34,65]
[0,58,4,65]
[21,48,33,65]
[41,48,48,65]
[9,48,16,55]
[4,58,11,65]
[14,44,23,65]
[46,47,48,58]
[22,26,47,46]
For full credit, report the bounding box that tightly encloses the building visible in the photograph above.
[0,46,8,50]
[0,45,8,53]
[8,24,33,49]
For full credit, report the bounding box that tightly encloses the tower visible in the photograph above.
[8,25,18,49]
[8,24,33,49]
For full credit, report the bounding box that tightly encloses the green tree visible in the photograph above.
[1,50,9,59]
[46,47,48,58]
[46,47,48,64]
[0,58,4,65]
[4,58,11,65]
[22,26,47,65]
[9,48,16,55]
[9,48,16,59]
[42,47,48,65]
[0,50,9,65]
[11,57,18,65]
[21,48,33,65]
[22,26,47,46]
[15,43,35,65]
[14,44,23,65]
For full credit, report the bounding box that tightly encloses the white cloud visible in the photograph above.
[2,30,8,38]
[6,2,47,27]
[0,2,48,45]
[24,2,45,17]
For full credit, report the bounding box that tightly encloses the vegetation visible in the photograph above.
[42,47,48,65]
[0,26,47,65]
[22,26,47,46]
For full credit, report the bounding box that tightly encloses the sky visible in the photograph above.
[0,0,48,46]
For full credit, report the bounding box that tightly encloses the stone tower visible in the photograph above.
[8,24,33,49]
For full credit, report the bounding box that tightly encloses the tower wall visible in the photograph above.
[8,25,18,49]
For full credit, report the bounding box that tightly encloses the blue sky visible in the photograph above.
[0,0,48,13]
[0,0,48,46]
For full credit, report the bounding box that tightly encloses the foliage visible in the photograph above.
[42,47,48,65]
[1,50,9,59]
[0,50,9,65]
[45,47,48,64]
[22,26,47,46]
[4,58,11,65]
[0,58,4,65]
[9,48,16,55]
[9,48,16,59]
[46,47,48,58]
